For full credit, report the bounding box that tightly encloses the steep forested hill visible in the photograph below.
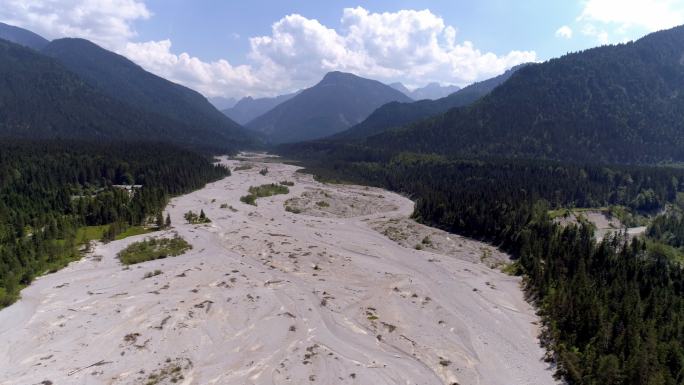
[0,38,249,152]
[42,38,254,149]
[361,25,684,164]
[247,71,411,143]
[0,22,49,50]
[333,65,526,140]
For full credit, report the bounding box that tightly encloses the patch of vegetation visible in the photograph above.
[249,184,289,197]
[114,226,154,240]
[285,205,301,214]
[234,164,252,171]
[240,194,257,206]
[501,261,522,276]
[315,200,329,208]
[144,357,191,385]
[184,210,210,224]
[259,167,269,176]
[143,269,162,279]
[280,181,295,186]
[240,184,290,206]
[117,236,192,265]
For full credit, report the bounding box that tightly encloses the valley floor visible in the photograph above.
[0,155,556,385]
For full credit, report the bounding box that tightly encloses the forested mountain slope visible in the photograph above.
[247,71,411,143]
[0,38,248,152]
[0,22,49,50]
[334,64,526,140]
[360,25,684,164]
[42,38,254,149]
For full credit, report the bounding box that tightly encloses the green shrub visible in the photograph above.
[118,236,192,265]
[285,205,301,214]
[240,194,257,206]
[184,210,211,224]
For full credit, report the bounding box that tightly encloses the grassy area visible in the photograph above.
[548,207,609,219]
[249,184,289,197]
[117,235,192,265]
[76,225,109,242]
[240,184,290,206]
[114,226,153,240]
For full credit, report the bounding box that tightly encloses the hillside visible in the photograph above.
[0,38,241,152]
[41,38,254,149]
[222,92,298,124]
[247,71,412,143]
[0,22,49,50]
[334,65,526,140]
[361,26,684,164]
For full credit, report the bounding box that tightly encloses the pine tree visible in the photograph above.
[165,214,171,228]
[156,211,164,229]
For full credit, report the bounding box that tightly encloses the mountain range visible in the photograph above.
[247,71,412,143]
[208,96,238,110]
[0,25,255,152]
[222,92,299,125]
[390,82,461,100]
[280,25,684,165]
[360,26,684,164]
[334,64,527,140]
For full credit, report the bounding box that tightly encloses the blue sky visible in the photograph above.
[136,0,586,64]
[1,1,682,98]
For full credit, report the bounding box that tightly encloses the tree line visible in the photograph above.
[294,152,684,384]
[0,139,229,307]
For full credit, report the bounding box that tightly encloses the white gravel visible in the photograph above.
[0,155,556,385]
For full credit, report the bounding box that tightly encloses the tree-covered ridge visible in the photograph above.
[332,64,527,141]
[42,38,255,150]
[0,38,247,153]
[289,153,684,384]
[353,25,684,164]
[0,140,229,308]
[0,22,49,50]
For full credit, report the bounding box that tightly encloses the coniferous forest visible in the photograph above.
[277,151,684,384]
[0,140,228,307]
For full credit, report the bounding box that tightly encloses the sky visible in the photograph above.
[2,0,683,99]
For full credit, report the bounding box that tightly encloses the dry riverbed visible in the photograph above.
[0,154,556,385]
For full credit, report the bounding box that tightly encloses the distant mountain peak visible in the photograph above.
[247,72,411,143]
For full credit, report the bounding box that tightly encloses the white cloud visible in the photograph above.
[0,3,536,98]
[555,25,573,39]
[242,7,536,95]
[571,0,684,44]
[121,40,284,97]
[579,0,684,31]
[0,0,150,49]
[581,24,610,44]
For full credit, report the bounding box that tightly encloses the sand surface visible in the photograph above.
[0,155,556,385]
